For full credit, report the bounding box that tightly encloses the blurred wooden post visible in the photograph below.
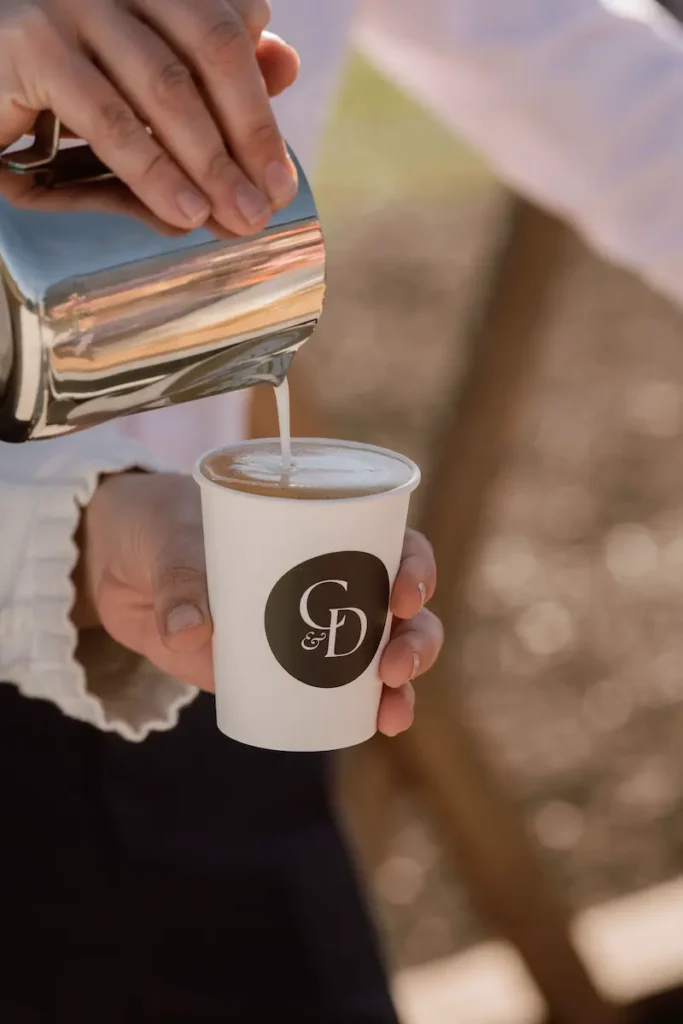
[392,198,620,1024]
[249,198,622,1024]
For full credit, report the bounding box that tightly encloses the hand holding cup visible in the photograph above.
[74,470,443,743]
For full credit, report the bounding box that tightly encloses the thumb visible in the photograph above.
[152,531,213,653]
[257,32,300,97]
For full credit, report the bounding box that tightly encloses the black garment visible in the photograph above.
[0,686,398,1023]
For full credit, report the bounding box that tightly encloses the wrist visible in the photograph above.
[71,491,101,631]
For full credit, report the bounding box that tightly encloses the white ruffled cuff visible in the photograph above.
[0,430,198,741]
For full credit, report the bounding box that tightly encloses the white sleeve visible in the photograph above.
[356,0,683,307]
[0,428,197,742]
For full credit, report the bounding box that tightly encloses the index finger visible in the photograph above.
[137,0,297,210]
[391,528,437,620]
[38,44,211,229]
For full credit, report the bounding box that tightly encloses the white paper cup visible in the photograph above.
[194,438,421,752]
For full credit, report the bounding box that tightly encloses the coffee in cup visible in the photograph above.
[199,439,414,500]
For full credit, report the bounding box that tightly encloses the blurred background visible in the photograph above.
[291,48,683,1024]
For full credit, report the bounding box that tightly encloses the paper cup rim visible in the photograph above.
[193,437,421,505]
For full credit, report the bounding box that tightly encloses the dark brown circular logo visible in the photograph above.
[264,551,391,689]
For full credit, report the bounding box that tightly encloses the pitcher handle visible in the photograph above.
[0,111,114,186]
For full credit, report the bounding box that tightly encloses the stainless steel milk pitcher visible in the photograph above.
[0,113,326,442]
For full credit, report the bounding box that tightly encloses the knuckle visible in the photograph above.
[414,529,435,562]
[243,116,280,154]
[157,564,204,593]
[2,3,63,91]
[206,148,238,183]
[138,147,175,185]
[241,0,271,34]
[152,59,195,106]
[201,15,248,65]
[98,101,144,148]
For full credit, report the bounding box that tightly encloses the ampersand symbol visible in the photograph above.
[301,631,326,652]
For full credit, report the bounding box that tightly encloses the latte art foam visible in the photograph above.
[200,440,413,500]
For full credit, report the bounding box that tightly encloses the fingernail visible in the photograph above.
[264,160,298,207]
[417,582,427,608]
[176,189,211,226]
[166,603,204,636]
[235,180,271,226]
[410,652,420,681]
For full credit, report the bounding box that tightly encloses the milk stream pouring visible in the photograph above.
[0,113,326,442]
